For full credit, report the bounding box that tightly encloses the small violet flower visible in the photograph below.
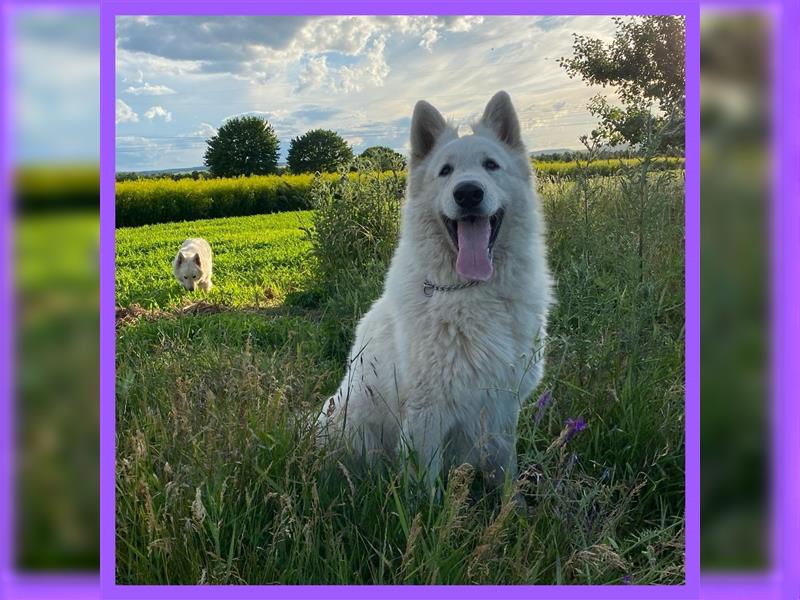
[534,390,553,425]
[536,390,552,408]
[563,416,587,444]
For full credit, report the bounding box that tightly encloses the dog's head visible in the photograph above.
[173,251,205,291]
[408,91,532,282]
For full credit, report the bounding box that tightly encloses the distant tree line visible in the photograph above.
[116,123,407,182]
[116,170,210,182]
[531,148,639,162]
[200,116,406,179]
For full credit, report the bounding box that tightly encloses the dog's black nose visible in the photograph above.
[453,182,484,209]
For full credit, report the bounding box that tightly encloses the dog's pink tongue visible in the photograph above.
[456,217,493,281]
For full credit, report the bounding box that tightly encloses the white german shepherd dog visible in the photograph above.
[317,91,552,489]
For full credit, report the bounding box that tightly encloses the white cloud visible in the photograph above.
[121,69,144,84]
[190,122,217,137]
[312,36,389,94]
[116,134,156,148]
[340,38,389,92]
[294,17,377,56]
[115,98,138,123]
[222,109,290,123]
[296,55,330,92]
[419,29,438,52]
[125,82,176,95]
[386,16,484,37]
[446,16,485,32]
[345,135,364,146]
[144,105,172,122]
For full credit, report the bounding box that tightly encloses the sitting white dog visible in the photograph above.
[317,91,552,490]
[172,238,213,292]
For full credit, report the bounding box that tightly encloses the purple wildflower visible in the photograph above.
[622,574,632,585]
[563,416,587,444]
[534,390,553,425]
[536,390,552,408]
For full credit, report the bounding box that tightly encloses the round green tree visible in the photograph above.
[353,146,407,171]
[203,116,280,178]
[287,129,354,173]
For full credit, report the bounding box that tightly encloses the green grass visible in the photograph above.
[115,172,685,585]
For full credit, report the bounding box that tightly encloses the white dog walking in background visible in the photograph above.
[172,237,213,292]
[317,91,553,489]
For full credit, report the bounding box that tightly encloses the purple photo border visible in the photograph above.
[99,1,698,598]
[698,1,800,599]
[775,0,800,596]
[1,0,795,598]
[1,2,102,599]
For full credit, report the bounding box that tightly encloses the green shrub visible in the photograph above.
[116,172,407,227]
[309,170,402,286]
[308,169,404,360]
[115,174,320,227]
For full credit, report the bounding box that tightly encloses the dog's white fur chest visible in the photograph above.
[397,288,536,400]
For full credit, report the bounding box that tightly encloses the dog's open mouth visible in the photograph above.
[442,209,504,282]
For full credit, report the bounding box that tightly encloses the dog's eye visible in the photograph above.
[193,275,197,279]
[183,276,188,279]
[483,159,500,171]
[439,164,453,177]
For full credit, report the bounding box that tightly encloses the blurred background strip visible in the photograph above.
[2,1,101,590]
[700,6,772,572]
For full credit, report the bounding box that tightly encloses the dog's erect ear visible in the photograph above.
[480,91,522,149]
[193,253,201,267]
[410,100,448,164]
[176,253,184,266]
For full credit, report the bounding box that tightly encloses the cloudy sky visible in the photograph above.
[115,15,621,172]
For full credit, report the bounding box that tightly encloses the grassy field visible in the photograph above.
[115,171,685,585]
[116,211,315,310]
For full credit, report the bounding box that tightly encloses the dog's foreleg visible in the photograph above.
[399,408,449,489]
[480,433,528,513]
[480,434,518,489]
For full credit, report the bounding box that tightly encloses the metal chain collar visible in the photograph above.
[422,278,482,297]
